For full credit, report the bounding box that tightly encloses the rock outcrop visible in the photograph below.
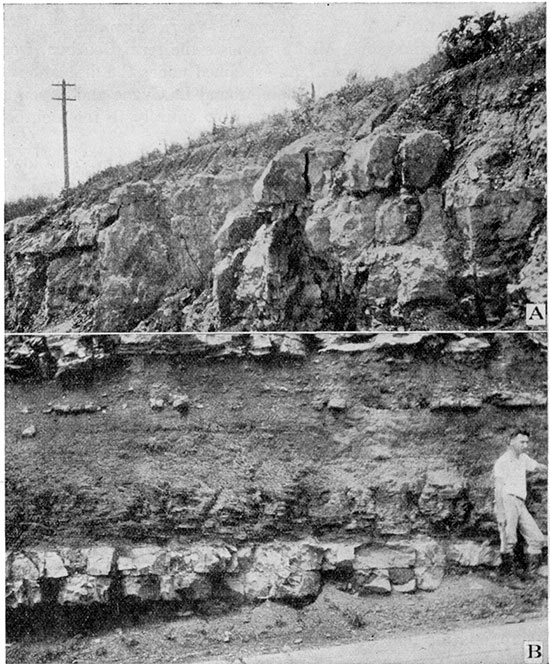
[7,536,501,609]
[5,21,546,332]
[6,332,547,545]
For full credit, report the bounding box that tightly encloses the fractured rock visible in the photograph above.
[392,578,416,593]
[228,542,323,602]
[6,552,43,608]
[446,540,501,567]
[172,394,190,415]
[418,469,467,524]
[375,194,422,245]
[411,537,445,591]
[321,543,357,571]
[58,575,111,605]
[327,396,347,412]
[215,198,264,255]
[354,544,416,570]
[253,134,344,205]
[446,337,491,354]
[484,391,547,408]
[399,131,450,191]
[354,568,391,594]
[44,552,68,579]
[85,547,115,576]
[343,131,401,193]
[277,334,307,358]
[305,195,378,256]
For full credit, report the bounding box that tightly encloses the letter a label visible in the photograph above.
[526,304,547,327]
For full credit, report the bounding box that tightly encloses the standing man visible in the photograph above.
[494,429,546,580]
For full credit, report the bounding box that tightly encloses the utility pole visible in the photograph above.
[52,79,76,191]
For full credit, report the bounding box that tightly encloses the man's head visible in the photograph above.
[509,429,530,457]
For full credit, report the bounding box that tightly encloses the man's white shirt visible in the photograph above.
[493,449,538,500]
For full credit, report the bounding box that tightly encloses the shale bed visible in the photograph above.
[5,332,548,662]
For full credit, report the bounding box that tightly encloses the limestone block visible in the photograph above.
[58,574,111,604]
[418,469,466,523]
[322,543,357,571]
[215,199,263,254]
[354,568,392,594]
[446,337,491,354]
[277,334,307,358]
[446,540,501,567]
[122,575,161,601]
[85,547,115,576]
[392,579,417,593]
[399,131,450,191]
[305,195,378,257]
[231,542,323,601]
[411,538,446,590]
[44,552,68,579]
[249,334,273,356]
[159,572,212,602]
[343,132,401,193]
[354,544,415,570]
[253,152,307,205]
[254,134,344,205]
[6,552,43,608]
[187,545,233,574]
[516,230,546,302]
[118,546,162,575]
[375,195,422,245]
[485,391,547,408]
[415,566,444,591]
[328,396,347,411]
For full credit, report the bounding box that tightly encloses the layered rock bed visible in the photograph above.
[6,332,547,623]
[7,537,500,610]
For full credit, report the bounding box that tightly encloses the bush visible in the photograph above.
[4,194,53,222]
[439,11,510,68]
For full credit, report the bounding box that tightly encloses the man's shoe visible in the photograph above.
[499,553,514,577]
[524,554,541,581]
[499,553,524,589]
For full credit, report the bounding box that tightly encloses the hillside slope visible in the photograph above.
[5,11,546,332]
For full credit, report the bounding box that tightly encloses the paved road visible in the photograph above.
[200,619,548,664]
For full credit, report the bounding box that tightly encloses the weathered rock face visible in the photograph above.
[5,32,545,332]
[5,332,547,547]
[6,536,501,609]
[5,332,547,614]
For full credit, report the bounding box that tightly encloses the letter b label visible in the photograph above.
[524,641,543,662]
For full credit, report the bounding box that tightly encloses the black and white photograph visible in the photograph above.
[4,3,546,333]
[4,332,548,662]
[3,3,548,664]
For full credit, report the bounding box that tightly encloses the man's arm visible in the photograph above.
[494,475,506,526]
[525,455,547,473]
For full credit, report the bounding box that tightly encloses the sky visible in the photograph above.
[4,2,541,201]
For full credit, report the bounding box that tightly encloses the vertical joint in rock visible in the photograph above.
[304,151,311,198]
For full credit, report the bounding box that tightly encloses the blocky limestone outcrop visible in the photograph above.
[6,537,501,609]
[5,30,545,332]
